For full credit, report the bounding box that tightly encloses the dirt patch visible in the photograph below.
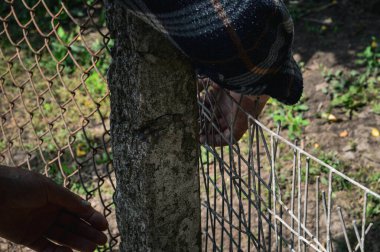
[290,0,380,181]
[201,1,380,251]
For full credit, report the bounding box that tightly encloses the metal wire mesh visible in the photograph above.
[1,1,379,252]
[197,80,380,252]
[0,0,118,250]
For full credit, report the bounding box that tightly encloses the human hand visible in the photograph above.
[0,166,108,252]
[199,82,269,146]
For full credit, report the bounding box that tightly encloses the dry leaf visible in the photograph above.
[372,40,378,49]
[322,113,338,122]
[76,143,87,157]
[339,130,349,138]
[314,143,320,149]
[328,114,337,122]
[371,128,380,137]
[324,18,333,25]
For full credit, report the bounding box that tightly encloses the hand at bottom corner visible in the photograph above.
[0,166,109,252]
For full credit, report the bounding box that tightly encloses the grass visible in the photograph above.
[2,3,380,250]
[0,2,116,248]
[0,27,111,152]
[264,98,310,140]
[321,37,380,118]
[0,3,113,204]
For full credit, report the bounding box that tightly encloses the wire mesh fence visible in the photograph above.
[1,1,379,251]
[0,0,118,250]
[197,80,380,252]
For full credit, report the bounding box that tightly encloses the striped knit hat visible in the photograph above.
[120,0,303,105]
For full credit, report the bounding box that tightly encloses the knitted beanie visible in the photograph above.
[120,0,303,105]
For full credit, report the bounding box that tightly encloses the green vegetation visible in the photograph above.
[367,194,380,217]
[265,98,310,140]
[0,3,111,152]
[0,1,112,205]
[356,37,380,73]
[315,151,352,190]
[321,37,380,118]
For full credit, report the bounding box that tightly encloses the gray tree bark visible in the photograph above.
[105,2,201,252]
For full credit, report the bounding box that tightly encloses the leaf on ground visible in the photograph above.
[371,40,378,49]
[76,143,87,157]
[321,112,338,122]
[339,130,349,138]
[371,128,380,137]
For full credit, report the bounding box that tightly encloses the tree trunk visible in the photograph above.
[105,2,201,251]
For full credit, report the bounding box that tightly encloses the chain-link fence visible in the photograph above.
[0,0,118,250]
[1,1,379,251]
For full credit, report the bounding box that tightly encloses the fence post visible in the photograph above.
[105,2,201,251]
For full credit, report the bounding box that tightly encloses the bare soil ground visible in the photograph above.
[200,1,380,251]
[291,0,380,189]
[1,0,380,251]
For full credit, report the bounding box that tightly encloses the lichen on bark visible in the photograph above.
[105,1,201,251]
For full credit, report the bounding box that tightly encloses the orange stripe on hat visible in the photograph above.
[210,0,278,75]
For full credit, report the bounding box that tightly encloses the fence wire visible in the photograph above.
[0,0,118,251]
[197,80,380,252]
[1,1,379,252]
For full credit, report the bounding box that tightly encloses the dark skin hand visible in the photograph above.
[0,166,108,252]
